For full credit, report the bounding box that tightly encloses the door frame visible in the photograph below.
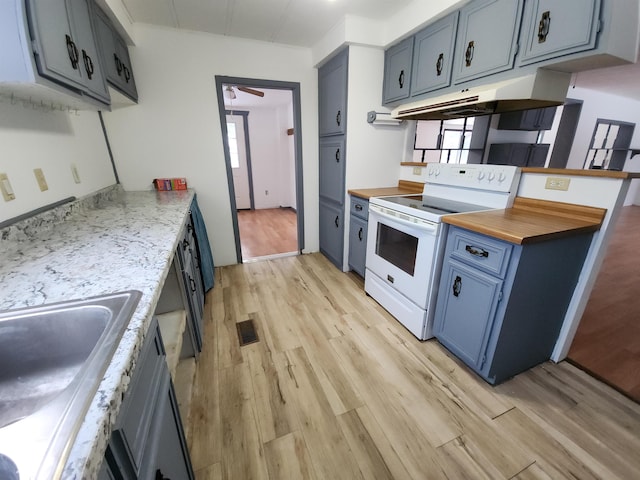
[215,76,305,264]
[225,110,255,210]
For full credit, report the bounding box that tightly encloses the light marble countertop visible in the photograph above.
[0,185,195,478]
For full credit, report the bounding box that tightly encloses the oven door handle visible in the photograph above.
[370,204,439,234]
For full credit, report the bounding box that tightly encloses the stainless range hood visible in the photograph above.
[391,69,571,120]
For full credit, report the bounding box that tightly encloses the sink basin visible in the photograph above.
[0,290,141,480]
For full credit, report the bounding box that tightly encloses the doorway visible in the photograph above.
[215,76,305,263]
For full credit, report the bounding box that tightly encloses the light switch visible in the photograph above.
[0,173,16,201]
[34,168,48,191]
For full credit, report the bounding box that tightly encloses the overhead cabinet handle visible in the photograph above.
[114,53,123,75]
[124,65,131,83]
[358,227,363,241]
[398,69,405,88]
[336,110,341,126]
[538,11,551,43]
[82,50,94,79]
[335,148,340,162]
[465,40,475,67]
[436,53,444,76]
[65,34,79,69]
[334,215,339,228]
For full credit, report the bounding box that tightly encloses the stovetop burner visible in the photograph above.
[374,194,491,217]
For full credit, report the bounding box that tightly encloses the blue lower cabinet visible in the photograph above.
[434,226,592,384]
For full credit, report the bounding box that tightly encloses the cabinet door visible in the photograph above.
[382,36,413,104]
[487,143,529,167]
[318,49,348,136]
[26,0,85,89]
[498,107,557,130]
[319,137,346,205]
[527,144,550,167]
[518,0,601,66]
[114,34,137,100]
[348,215,368,276]
[434,259,502,369]
[67,0,109,103]
[319,200,344,269]
[410,12,458,97]
[140,375,194,480]
[453,0,523,84]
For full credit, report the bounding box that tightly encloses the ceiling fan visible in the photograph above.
[224,85,265,99]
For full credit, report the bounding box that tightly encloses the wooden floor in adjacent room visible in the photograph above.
[237,208,298,260]
[569,205,640,402]
[185,253,640,480]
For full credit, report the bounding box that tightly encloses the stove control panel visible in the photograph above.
[425,163,520,193]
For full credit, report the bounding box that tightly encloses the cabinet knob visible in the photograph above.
[538,11,551,43]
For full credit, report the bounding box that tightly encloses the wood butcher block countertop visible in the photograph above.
[443,197,607,245]
[348,180,424,199]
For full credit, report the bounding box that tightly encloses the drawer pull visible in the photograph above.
[465,245,488,258]
[355,204,363,211]
[452,275,462,297]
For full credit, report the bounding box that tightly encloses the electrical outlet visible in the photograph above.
[412,166,423,175]
[0,173,16,201]
[545,177,570,191]
[34,168,48,191]
[71,163,81,184]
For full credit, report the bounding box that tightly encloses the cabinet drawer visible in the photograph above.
[350,197,369,220]
[448,227,512,278]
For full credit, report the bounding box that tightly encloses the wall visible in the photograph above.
[563,86,640,205]
[343,45,407,269]
[241,102,295,209]
[102,24,317,266]
[0,100,116,223]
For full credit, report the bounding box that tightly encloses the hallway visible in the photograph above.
[237,208,298,260]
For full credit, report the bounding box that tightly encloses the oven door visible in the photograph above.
[365,203,441,308]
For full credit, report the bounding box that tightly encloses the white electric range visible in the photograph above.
[365,163,521,340]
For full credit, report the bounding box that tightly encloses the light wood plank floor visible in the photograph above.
[237,208,298,260]
[569,205,640,402]
[187,253,640,480]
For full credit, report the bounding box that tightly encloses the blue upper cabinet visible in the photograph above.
[318,49,348,137]
[27,0,110,104]
[382,36,414,104]
[453,0,523,85]
[518,0,601,67]
[410,12,459,97]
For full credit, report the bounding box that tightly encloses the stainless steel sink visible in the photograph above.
[0,290,141,480]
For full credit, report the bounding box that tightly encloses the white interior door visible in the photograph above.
[227,115,251,209]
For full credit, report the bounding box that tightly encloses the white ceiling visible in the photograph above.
[121,0,414,47]
[122,0,640,101]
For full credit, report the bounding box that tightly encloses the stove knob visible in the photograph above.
[434,168,441,176]
[477,171,485,180]
[427,167,434,176]
[488,172,495,181]
[498,172,506,183]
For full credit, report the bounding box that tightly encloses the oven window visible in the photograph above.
[376,223,418,276]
